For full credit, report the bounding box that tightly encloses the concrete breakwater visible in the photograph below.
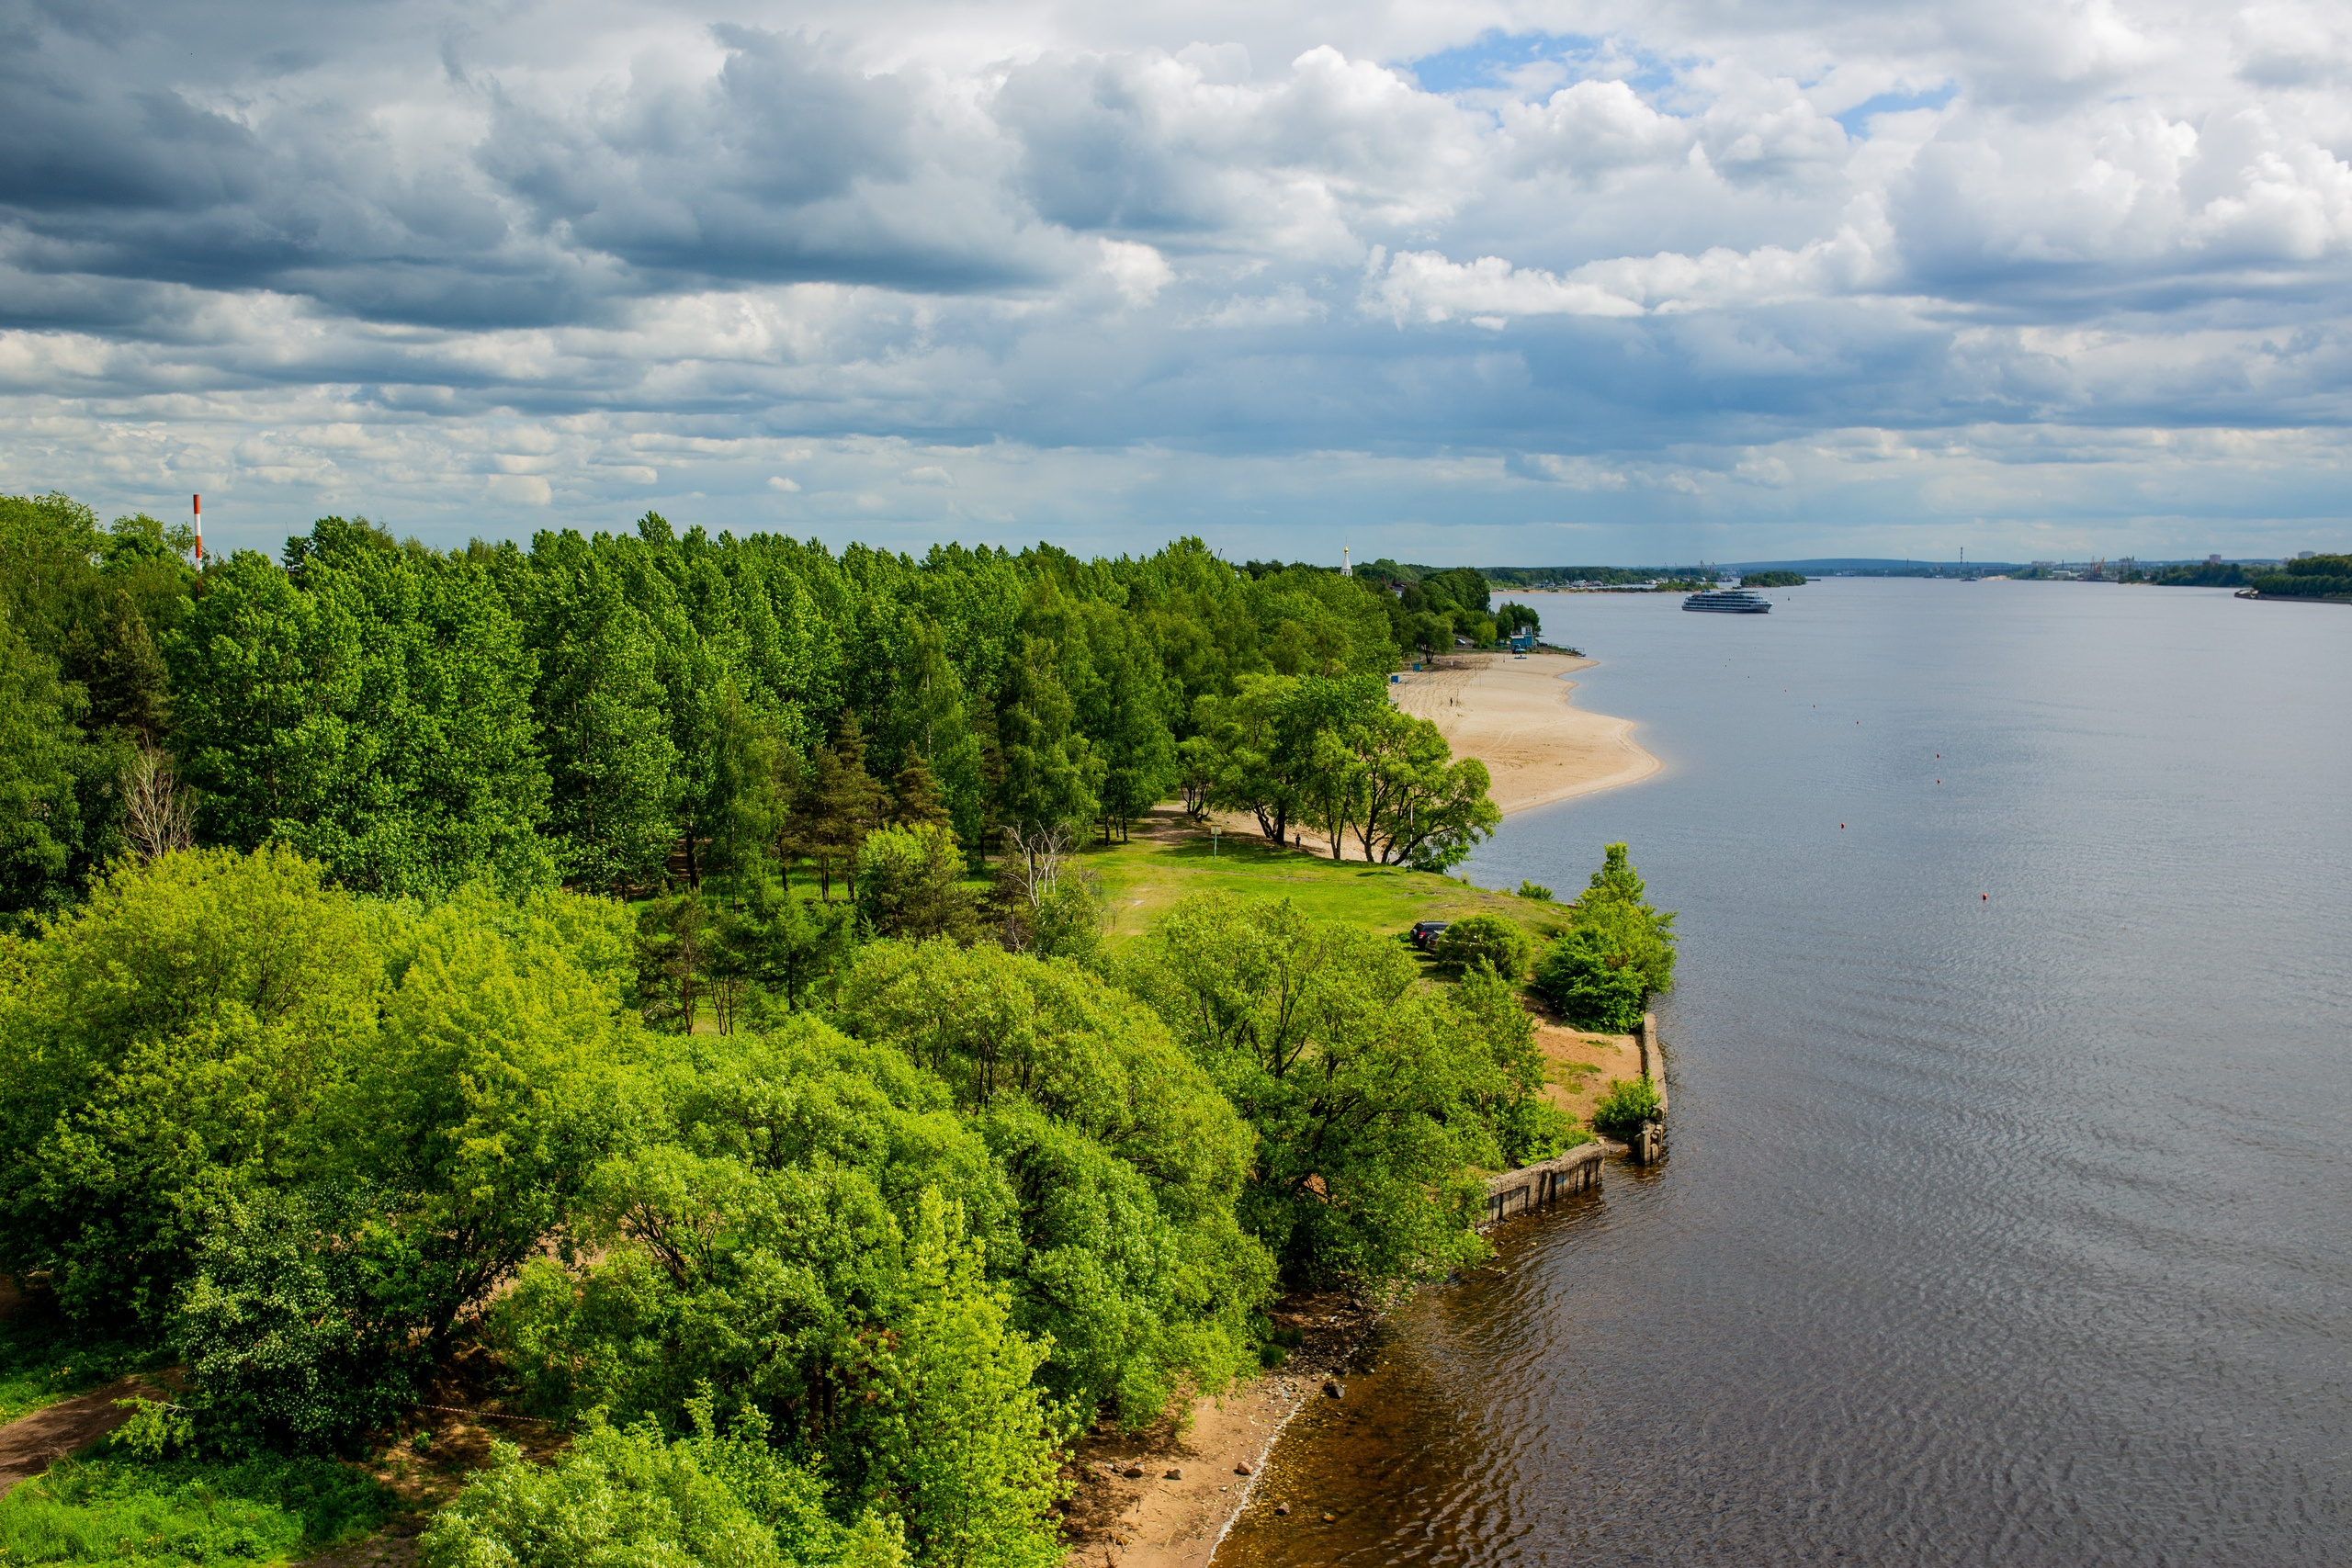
[1629,1010,1668,1165]
[1482,1142,1604,1224]
[1480,1012,1669,1224]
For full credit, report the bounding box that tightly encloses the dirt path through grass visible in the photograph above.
[0,1374,165,1495]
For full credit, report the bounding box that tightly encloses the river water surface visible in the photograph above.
[1214,579,2352,1566]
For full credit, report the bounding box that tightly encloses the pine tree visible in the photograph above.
[893,756,955,830]
[788,745,843,899]
[797,712,887,899]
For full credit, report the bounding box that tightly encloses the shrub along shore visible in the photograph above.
[0,491,1675,1568]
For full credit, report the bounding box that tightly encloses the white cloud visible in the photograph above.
[1365,225,1891,322]
[1500,80,1695,181]
[0,0,2346,558]
[484,474,552,505]
[1367,250,1646,323]
[1099,240,1175,306]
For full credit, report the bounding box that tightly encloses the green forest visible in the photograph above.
[0,494,1549,916]
[2143,553,2352,599]
[0,491,1671,1568]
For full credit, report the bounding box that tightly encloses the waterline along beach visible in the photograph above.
[1391,652,1661,816]
[1067,648,1664,1568]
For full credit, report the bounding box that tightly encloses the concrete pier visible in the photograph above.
[1481,1140,1605,1225]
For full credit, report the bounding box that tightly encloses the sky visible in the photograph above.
[4,0,2350,565]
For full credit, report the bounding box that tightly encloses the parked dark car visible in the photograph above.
[1408,919,1452,951]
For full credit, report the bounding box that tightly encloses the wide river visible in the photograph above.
[1215,579,2352,1566]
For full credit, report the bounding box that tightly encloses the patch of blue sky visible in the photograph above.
[1832,85,1957,138]
[1402,30,1677,102]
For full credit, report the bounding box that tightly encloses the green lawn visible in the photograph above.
[641,807,1577,976]
[1074,810,1564,948]
[661,807,1566,951]
[0,1455,397,1568]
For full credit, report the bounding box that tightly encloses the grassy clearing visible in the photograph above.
[1078,808,1561,949]
[0,1311,161,1425]
[0,1455,397,1568]
[663,805,1567,955]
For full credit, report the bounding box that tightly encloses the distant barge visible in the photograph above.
[1682,588,1771,614]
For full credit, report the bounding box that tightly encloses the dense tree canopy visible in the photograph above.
[1125,894,1567,1284]
[0,493,1522,928]
[0,492,1600,1568]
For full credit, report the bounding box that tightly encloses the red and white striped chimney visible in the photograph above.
[193,494,203,562]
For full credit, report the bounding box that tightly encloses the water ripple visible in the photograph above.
[1216,582,2352,1566]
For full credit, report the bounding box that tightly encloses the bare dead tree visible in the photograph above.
[995,822,1083,953]
[124,744,195,860]
[999,822,1077,908]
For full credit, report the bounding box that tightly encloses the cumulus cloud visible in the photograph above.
[0,0,2347,560]
[1099,240,1175,305]
[1365,225,1890,323]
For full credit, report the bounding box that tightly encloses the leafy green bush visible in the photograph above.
[836,942,1270,1422]
[1561,899,1676,996]
[1531,933,1647,1032]
[0,1454,395,1567]
[169,1188,419,1452]
[1516,881,1554,901]
[485,1023,1013,1431]
[1444,964,1574,1170]
[1430,913,1533,980]
[1532,843,1678,1030]
[481,1201,1069,1568]
[1589,1078,1662,1140]
[1567,844,1677,993]
[1025,872,1107,965]
[422,1402,904,1568]
[0,845,383,1329]
[1126,895,1556,1290]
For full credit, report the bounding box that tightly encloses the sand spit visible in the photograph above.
[1391,650,1658,815]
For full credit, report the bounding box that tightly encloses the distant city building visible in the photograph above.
[2208,554,2222,565]
[2296,550,2315,559]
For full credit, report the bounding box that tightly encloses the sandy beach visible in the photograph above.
[1059,1297,1373,1568]
[1390,650,1659,815]
[1206,649,1658,858]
